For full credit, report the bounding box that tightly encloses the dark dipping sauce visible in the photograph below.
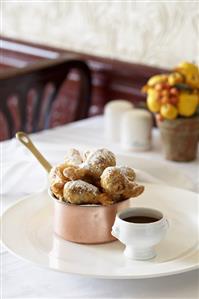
[123,216,160,224]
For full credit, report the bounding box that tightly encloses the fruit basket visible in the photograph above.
[142,62,199,161]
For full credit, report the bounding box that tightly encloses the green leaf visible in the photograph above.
[174,83,193,92]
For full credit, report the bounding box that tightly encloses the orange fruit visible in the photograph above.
[170,88,179,96]
[169,97,179,105]
[161,96,170,104]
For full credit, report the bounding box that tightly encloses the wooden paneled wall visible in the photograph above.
[0,36,167,116]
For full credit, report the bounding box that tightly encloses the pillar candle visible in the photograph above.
[121,109,153,151]
[104,100,133,142]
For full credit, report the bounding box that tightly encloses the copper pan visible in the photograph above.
[49,190,131,244]
[16,131,131,244]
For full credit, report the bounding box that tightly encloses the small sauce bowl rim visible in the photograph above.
[116,207,167,226]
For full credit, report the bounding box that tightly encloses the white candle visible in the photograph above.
[121,109,153,151]
[104,100,133,142]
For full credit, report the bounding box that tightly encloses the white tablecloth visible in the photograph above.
[1,116,199,298]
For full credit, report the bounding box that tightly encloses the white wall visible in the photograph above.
[2,1,199,68]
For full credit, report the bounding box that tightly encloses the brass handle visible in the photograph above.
[16,131,52,173]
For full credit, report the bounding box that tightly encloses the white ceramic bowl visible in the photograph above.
[112,207,169,260]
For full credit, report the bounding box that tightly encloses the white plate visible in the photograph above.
[1,184,199,279]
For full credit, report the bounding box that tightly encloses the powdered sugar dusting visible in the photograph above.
[64,149,83,166]
[101,166,135,183]
[81,149,116,176]
[64,180,99,195]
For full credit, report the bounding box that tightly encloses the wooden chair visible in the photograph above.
[0,57,92,141]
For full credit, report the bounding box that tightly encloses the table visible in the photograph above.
[1,116,199,299]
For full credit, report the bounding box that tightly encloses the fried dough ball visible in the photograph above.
[119,166,136,181]
[63,166,88,181]
[64,148,83,166]
[50,180,65,200]
[63,180,100,204]
[81,149,116,180]
[63,165,97,186]
[101,167,126,195]
[122,183,144,199]
[49,163,69,184]
[100,166,144,200]
[49,164,70,200]
[97,193,114,206]
[82,150,92,161]
[63,180,115,206]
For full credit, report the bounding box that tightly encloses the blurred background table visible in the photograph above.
[1,115,199,299]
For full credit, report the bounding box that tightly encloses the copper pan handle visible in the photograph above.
[16,131,52,173]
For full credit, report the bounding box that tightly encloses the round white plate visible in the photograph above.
[1,184,199,279]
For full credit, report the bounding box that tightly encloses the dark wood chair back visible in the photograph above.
[0,57,92,140]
